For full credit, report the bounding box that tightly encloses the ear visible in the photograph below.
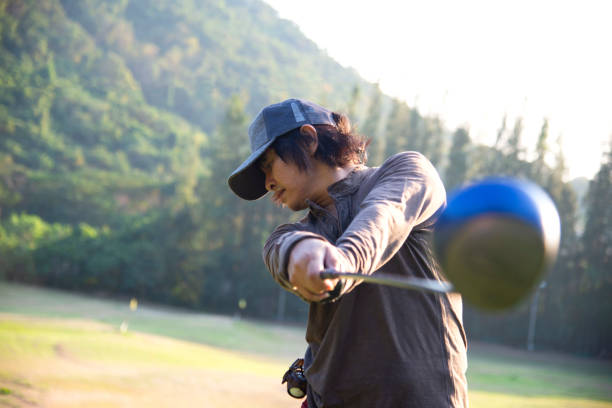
[300,124,318,156]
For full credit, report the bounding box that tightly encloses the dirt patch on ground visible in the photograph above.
[52,344,71,362]
[0,375,42,407]
[12,365,293,408]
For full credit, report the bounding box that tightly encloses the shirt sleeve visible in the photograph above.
[262,221,327,298]
[336,151,446,282]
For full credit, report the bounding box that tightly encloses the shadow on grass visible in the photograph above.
[467,342,612,404]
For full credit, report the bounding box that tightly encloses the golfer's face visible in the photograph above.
[259,148,313,211]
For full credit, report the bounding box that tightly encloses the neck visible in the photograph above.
[309,162,356,212]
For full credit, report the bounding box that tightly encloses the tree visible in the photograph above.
[547,135,577,245]
[360,84,385,165]
[421,116,445,168]
[532,119,549,183]
[445,127,471,191]
[504,117,526,176]
[481,116,528,178]
[579,140,612,353]
[534,137,579,352]
[384,99,411,158]
[582,140,612,282]
[539,139,611,355]
[345,84,361,122]
[494,114,508,150]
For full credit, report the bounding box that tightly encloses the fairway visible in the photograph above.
[1,283,611,408]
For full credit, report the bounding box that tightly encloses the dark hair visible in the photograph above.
[271,112,369,171]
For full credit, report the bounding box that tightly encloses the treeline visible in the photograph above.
[0,0,610,357]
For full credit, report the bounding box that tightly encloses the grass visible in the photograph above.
[467,343,612,407]
[1,282,611,407]
[0,282,306,359]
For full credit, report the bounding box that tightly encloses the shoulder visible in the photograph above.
[361,151,443,188]
[355,151,446,212]
[379,151,437,175]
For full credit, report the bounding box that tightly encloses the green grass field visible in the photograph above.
[0,282,610,407]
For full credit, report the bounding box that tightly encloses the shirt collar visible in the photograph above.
[305,165,367,217]
[327,165,367,198]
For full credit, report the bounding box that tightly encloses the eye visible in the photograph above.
[259,158,270,172]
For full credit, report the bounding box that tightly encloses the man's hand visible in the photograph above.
[288,238,349,302]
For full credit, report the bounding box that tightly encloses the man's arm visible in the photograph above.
[263,220,344,302]
[305,151,446,300]
[336,151,446,278]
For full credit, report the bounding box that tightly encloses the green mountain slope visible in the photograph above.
[0,0,367,224]
[59,0,365,132]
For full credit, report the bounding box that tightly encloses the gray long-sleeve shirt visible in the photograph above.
[264,151,468,407]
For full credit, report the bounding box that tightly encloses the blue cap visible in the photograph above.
[228,98,336,200]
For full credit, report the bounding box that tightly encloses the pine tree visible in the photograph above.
[582,139,612,289]
[479,114,508,176]
[346,84,361,123]
[445,127,471,191]
[202,96,293,317]
[494,114,508,149]
[422,116,445,168]
[505,117,525,175]
[537,137,579,351]
[384,99,411,158]
[547,135,577,245]
[532,119,549,183]
[486,116,527,177]
[360,84,385,165]
[573,139,612,355]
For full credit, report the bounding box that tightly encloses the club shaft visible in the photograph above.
[320,269,454,294]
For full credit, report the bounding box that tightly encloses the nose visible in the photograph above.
[264,172,276,192]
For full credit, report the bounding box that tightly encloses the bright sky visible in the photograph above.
[263,0,612,180]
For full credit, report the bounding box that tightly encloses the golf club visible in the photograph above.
[320,269,454,294]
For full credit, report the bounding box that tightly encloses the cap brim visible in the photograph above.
[227,139,273,200]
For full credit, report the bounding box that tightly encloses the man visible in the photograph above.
[228,98,467,407]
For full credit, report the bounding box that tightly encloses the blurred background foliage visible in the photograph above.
[0,0,610,357]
